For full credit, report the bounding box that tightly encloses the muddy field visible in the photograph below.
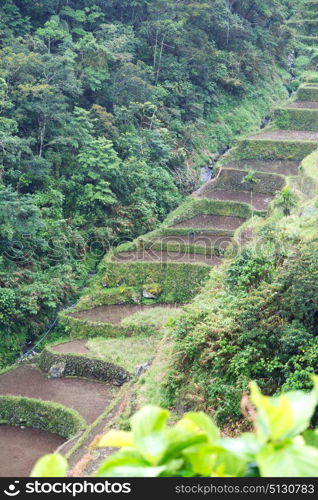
[196,189,273,211]
[70,303,180,324]
[0,365,116,424]
[172,214,246,230]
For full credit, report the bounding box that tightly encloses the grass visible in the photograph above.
[136,332,176,408]
[120,306,184,329]
[86,334,162,373]
[84,307,184,373]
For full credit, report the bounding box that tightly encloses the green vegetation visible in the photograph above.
[32,380,318,477]
[120,306,184,331]
[0,0,299,365]
[230,138,318,161]
[86,335,162,374]
[0,395,85,439]
[5,0,318,481]
[275,107,318,131]
[163,218,318,424]
[274,187,298,216]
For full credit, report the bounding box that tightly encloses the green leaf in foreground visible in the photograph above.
[30,454,68,478]
[95,449,165,477]
[257,442,318,477]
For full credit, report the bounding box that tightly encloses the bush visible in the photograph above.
[163,239,318,425]
[0,395,85,439]
[226,249,274,290]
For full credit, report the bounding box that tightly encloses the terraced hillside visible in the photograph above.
[2,1,318,477]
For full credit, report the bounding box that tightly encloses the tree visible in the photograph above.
[274,187,297,216]
[69,138,120,225]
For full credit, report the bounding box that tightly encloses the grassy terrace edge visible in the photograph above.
[0,395,85,439]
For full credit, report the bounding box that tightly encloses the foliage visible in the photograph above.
[226,249,275,290]
[164,237,318,425]
[31,379,318,477]
[274,187,298,216]
[0,0,296,362]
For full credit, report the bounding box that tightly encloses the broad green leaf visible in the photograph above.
[283,388,318,437]
[303,429,318,448]
[97,464,165,478]
[251,381,318,441]
[130,406,170,464]
[161,427,207,463]
[183,443,246,477]
[212,446,247,477]
[96,449,164,477]
[30,454,68,477]
[221,433,263,461]
[257,443,318,477]
[131,406,170,435]
[250,382,293,441]
[183,443,217,476]
[177,412,220,443]
[98,430,133,448]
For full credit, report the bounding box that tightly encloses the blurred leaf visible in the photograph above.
[98,430,133,448]
[257,443,318,477]
[96,449,164,477]
[30,454,68,478]
[130,406,170,464]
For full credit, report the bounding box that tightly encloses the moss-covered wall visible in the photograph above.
[196,168,285,196]
[0,395,85,439]
[299,150,318,197]
[288,19,318,36]
[38,346,130,383]
[297,84,318,100]
[164,197,252,225]
[99,261,211,304]
[275,108,318,131]
[230,139,318,161]
[143,239,234,257]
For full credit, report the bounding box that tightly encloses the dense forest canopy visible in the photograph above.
[0,0,297,365]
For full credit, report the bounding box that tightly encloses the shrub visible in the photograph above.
[0,395,85,439]
[163,239,318,425]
